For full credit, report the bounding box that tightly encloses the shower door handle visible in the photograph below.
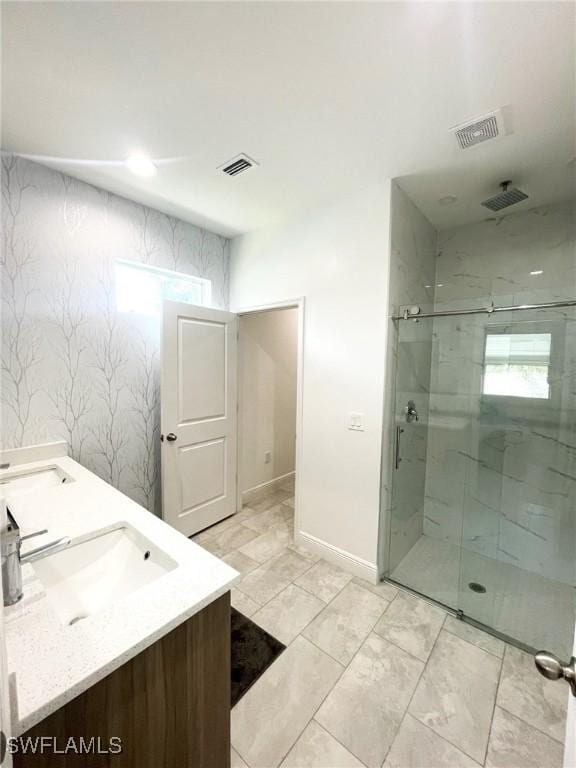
[395,426,404,470]
[405,400,418,423]
[535,651,576,697]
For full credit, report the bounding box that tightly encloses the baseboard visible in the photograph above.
[241,471,295,505]
[294,530,379,584]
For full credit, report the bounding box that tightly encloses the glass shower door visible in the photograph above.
[458,305,576,657]
[388,312,465,609]
[388,305,576,656]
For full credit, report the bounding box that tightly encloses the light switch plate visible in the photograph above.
[348,413,364,431]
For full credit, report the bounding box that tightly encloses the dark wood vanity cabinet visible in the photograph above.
[14,592,231,768]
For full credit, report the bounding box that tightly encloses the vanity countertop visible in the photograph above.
[1,454,239,735]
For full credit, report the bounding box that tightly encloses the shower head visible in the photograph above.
[481,181,529,212]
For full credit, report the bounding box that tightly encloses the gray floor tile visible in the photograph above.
[200,484,562,768]
[249,488,293,514]
[191,529,214,544]
[231,588,260,618]
[231,636,342,768]
[232,747,250,768]
[253,584,325,645]
[485,706,564,768]
[242,503,289,533]
[352,576,399,602]
[239,523,292,563]
[280,720,364,767]
[374,590,445,662]
[197,536,228,557]
[202,513,239,537]
[409,630,501,763]
[210,522,260,555]
[497,645,567,743]
[444,615,505,658]
[295,559,353,602]
[239,549,313,605]
[303,582,388,665]
[289,540,321,563]
[223,549,260,575]
[384,714,481,768]
[316,633,424,768]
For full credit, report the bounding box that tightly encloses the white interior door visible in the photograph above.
[161,301,238,537]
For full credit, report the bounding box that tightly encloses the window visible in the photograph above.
[115,260,211,316]
[483,331,552,399]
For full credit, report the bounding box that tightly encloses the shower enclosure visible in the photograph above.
[386,299,576,658]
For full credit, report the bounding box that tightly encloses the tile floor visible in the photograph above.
[193,482,568,768]
[390,535,574,658]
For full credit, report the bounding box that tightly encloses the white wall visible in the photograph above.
[239,308,298,493]
[230,182,391,576]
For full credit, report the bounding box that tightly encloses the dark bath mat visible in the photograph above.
[231,607,285,707]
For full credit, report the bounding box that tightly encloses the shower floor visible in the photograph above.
[389,534,575,658]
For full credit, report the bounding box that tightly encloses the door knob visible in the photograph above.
[535,651,576,696]
[166,433,178,442]
[405,400,418,423]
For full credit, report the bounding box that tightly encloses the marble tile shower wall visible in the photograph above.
[434,201,576,308]
[385,183,437,571]
[423,201,576,585]
[1,156,230,514]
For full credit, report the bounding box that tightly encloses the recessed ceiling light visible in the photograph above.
[437,283,444,288]
[439,195,457,206]
[126,153,157,177]
[530,270,544,276]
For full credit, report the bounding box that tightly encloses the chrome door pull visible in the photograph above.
[395,426,404,470]
[535,651,576,696]
[166,433,178,442]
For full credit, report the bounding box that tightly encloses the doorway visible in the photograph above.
[160,298,303,538]
[237,305,300,523]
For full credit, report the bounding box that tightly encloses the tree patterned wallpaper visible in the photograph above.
[1,155,230,515]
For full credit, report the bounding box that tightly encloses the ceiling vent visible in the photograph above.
[219,153,258,177]
[450,108,507,150]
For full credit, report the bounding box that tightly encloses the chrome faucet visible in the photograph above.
[1,509,71,606]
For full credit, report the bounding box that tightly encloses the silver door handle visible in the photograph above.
[21,528,49,542]
[395,426,404,470]
[535,651,576,696]
[166,433,177,442]
[405,400,418,423]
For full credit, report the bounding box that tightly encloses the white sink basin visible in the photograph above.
[32,525,177,626]
[0,466,73,499]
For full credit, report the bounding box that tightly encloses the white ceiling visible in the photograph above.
[2,2,574,236]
